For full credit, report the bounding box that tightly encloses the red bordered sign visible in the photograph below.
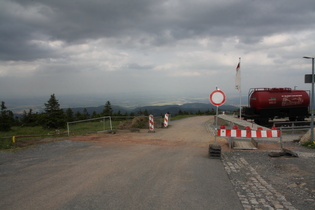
[210,90,226,106]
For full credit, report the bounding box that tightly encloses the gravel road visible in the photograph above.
[1,116,314,210]
[0,116,242,210]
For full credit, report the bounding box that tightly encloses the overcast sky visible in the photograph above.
[1,0,315,106]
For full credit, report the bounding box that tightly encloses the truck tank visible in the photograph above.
[250,88,310,112]
[243,88,310,124]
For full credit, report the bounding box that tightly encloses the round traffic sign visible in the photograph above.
[210,90,226,106]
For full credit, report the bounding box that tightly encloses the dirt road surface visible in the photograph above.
[69,115,219,147]
[0,116,244,210]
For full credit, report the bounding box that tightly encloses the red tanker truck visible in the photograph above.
[243,88,310,125]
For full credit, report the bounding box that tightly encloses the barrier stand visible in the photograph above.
[148,114,155,133]
[164,113,169,128]
[12,136,15,143]
[217,126,281,149]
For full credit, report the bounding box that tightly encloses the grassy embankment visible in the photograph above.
[0,120,118,150]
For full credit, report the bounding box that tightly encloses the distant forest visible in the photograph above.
[1,94,236,132]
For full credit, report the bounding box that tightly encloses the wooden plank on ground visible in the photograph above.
[233,140,257,150]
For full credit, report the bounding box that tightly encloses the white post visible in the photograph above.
[235,57,242,119]
[67,122,70,136]
[109,116,112,130]
[214,106,218,145]
[239,57,242,120]
[164,113,169,128]
[303,56,315,142]
[149,115,155,132]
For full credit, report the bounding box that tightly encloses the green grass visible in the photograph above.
[171,115,198,121]
[302,141,315,149]
[0,126,67,150]
[0,118,132,150]
[0,138,14,149]
[0,126,59,137]
[68,120,120,135]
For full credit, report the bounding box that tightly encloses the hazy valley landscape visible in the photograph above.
[3,93,241,116]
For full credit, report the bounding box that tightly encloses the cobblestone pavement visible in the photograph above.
[208,119,314,210]
[222,153,297,210]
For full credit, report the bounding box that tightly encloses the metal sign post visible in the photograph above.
[209,89,226,144]
[208,88,226,158]
[215,105,219,144]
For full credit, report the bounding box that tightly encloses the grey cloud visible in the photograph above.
[1,0,315,104]
[127,63,154,71]
[2,0,315,61]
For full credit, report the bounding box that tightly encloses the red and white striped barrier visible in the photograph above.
[217,129,280,138]
[164,113,169,128]
[149,115,154,132]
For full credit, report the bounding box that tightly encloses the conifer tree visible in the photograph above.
[65,108,74,122]
[0,101,12,131]
[44,94,65,129]
[103,101,113,116]
[83,108,90,119]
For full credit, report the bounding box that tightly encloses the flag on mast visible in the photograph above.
[235,60,241,91]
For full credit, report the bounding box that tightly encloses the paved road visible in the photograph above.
[0,117,243,210]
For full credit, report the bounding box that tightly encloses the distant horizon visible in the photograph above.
[1,92,245,114]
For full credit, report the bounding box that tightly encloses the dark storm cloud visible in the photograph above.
[0,0,160,60]
[1,0,315,61]
[0,1,51,60]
